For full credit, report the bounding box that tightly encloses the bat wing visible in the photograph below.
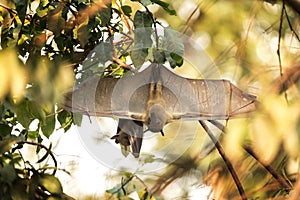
[63,66,159,121]
[157,64,257,120]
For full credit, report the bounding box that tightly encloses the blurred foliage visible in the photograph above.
[0,0,300,199]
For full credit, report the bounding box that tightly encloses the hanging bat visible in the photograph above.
[110,119,143,158]
[63,63,257,157]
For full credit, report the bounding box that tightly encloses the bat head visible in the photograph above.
[147,104,168,132]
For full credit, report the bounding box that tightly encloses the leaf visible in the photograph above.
[0,164,17,184]
[170,52,183,66]
[130,47,148,67]
[132,0,152,6]
[138,189,148,200]
[0,104,5,118]
[121,5,132,16]
[38,174,63,195]
[77,24,89,47]
[27,130,39,140]
[16,99,45,129]
[15,100,34,129]
[41,112,55,138]
[47,3,65,36]
[131,11,154,67]
[0,138,16,154]
[0,123,13,138]
[150,0,176,15]
[0,135,23,154]
[36,5,48,18]
[14,0,29,24]
[72,113,83,126]
[152,48,166,63]
[162,26,184,67]
[134,11,153,28]
[82,41,113,72]
[133,28,153,47]
[106,183,123,194]
[57,110,73,132]
[11,180,29,200]
[99,3,112,26]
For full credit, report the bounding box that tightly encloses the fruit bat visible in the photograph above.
[110,119,143,158]
[63,63,256,157]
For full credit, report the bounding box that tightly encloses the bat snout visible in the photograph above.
[147,104,168,132]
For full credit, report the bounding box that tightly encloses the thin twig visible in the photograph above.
[0,3,17,14]
[199,120,247,200]
[182,1,202,35]
[209,120,293,191]
[243,145,293,190]
[17,141,58,175]
[108,175,134,199]
[116,0,133,34]
[278,0,289,102]
[284,6,300,43]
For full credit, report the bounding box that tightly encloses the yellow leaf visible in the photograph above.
[0,49,27,101]
[0,61,9,100]
[252,114,280,164]
[224,119,249,162]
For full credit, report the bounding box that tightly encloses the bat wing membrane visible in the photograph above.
[158,65,256,120]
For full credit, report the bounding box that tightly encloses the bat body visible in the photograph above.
[63,63,256,157]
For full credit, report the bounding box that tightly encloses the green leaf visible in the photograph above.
[41,113,55,138]
[121,5,132,17]
[72,113,83,126]
[0,135,24,154]
[0,123,13,138]
[47,3,65,36]
[82,41,113,71]
[170,52,183,66]
[0,104,5,118]
[14,0,29,24]
[141,0,152,6]
[0,164,17,184]
[162,26,184,67]
[133,28,153,47]
[0,138,16,154]
[28,130,39,140]
[36,6,48,18]
[130,47,148,67]
[134,11,153,28]
[16,99,38,129]
[152,48,166,63]
[77,24,89,47]
[11,180,29,200]
[38,174,63,195]
[99,3,112,26]
[150,0,176,15]
[57,110,73,132]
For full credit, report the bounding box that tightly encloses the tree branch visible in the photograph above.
[199,120,247,200]
[209,120,293,192]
